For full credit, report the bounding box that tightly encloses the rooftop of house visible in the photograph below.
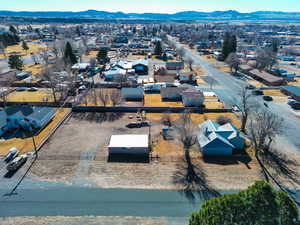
[108,134,149,148]
[249,69,284,83]
[281,85,300,97]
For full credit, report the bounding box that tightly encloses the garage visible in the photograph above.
[108,134,149,155]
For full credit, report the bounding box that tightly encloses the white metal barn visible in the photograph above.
[108,134,149,155]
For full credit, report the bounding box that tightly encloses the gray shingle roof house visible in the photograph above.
[166,61,184,71]
[132,59,149,75]
[122,87,144,101]
[0,106,55,139]
[248,69,285,86]
[198,120,245,156]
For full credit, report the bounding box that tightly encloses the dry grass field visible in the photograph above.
[263,89,286,97]
[7,89,58,102]
[146,113,241,128]
[200,55,218,63]
[1,43,46,58]
[144,94,183,107]
[23,64,43,76]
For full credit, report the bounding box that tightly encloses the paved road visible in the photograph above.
[0,187,226,218]
[169,37,300,154]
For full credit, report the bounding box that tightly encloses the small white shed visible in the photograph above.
[108,134,149,155]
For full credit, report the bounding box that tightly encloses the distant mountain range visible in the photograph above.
[0,10,300,20]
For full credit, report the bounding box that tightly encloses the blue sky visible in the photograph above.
[1,0,300,13]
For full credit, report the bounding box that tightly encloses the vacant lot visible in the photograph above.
[7,89,58,102]
[30,113,160,183]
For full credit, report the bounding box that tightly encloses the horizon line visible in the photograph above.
[0,9,300,14]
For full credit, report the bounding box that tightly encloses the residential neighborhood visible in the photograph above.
[0,1,300,225]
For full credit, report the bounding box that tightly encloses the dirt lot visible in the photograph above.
[25,112,263,191]
[30,113,160,184]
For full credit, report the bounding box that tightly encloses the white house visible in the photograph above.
[198,120,245,156]
[71,63,90,72]
[108,134,149,155]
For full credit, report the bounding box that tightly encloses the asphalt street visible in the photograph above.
[170,37,300,154]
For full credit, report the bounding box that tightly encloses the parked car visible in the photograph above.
[291,102,300,110]
[78,85,87,93]
[263,96,273,101]
[28,87,39,92]
[16,87,28,91]
[126,122,142,128]
[252,90,264,95]
[4,147,19,163]
[246,85,256,90]
[288,100,297,105]
[6,154,28,172]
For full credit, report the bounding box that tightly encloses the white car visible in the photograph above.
[4,147,19,163]
[7,154,28,172]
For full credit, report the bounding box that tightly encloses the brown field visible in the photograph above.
[263,89,286,97]
[23,64,43,76]
[7,89,58,102]
[204,101,225,109]
[214,64,231,73]
[288,78,300,87]
[144,94,183,107]
[0,108,71,156]
[146,112,241,128]
[200,55,218,63]
[1,43,46,58]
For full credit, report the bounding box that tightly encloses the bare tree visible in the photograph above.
[246,108,300,203]
[176,47,186,60]
[255,48,277,71]
[98,89,110,106]
[175,111,197,161]
[249,109,283,157]
[240,86,253,133]
[161,112,172,127]
[30,53,39,65]
[110,89,122,106]
[0,41,6,58]
[39,48,49,65]
[206,76,216,90]
[42,66,57,103]
[185,57,194,71]
[225,52,241,74]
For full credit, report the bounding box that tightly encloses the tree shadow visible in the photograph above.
[261,150,300,189]
[73,112,124,123]
[172,156,220,204]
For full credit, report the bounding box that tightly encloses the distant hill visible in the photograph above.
[0,10,299,20]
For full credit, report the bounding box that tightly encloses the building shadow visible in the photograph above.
[107,154,150,163]
[203,154,252,169]
[73,112,124,123]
